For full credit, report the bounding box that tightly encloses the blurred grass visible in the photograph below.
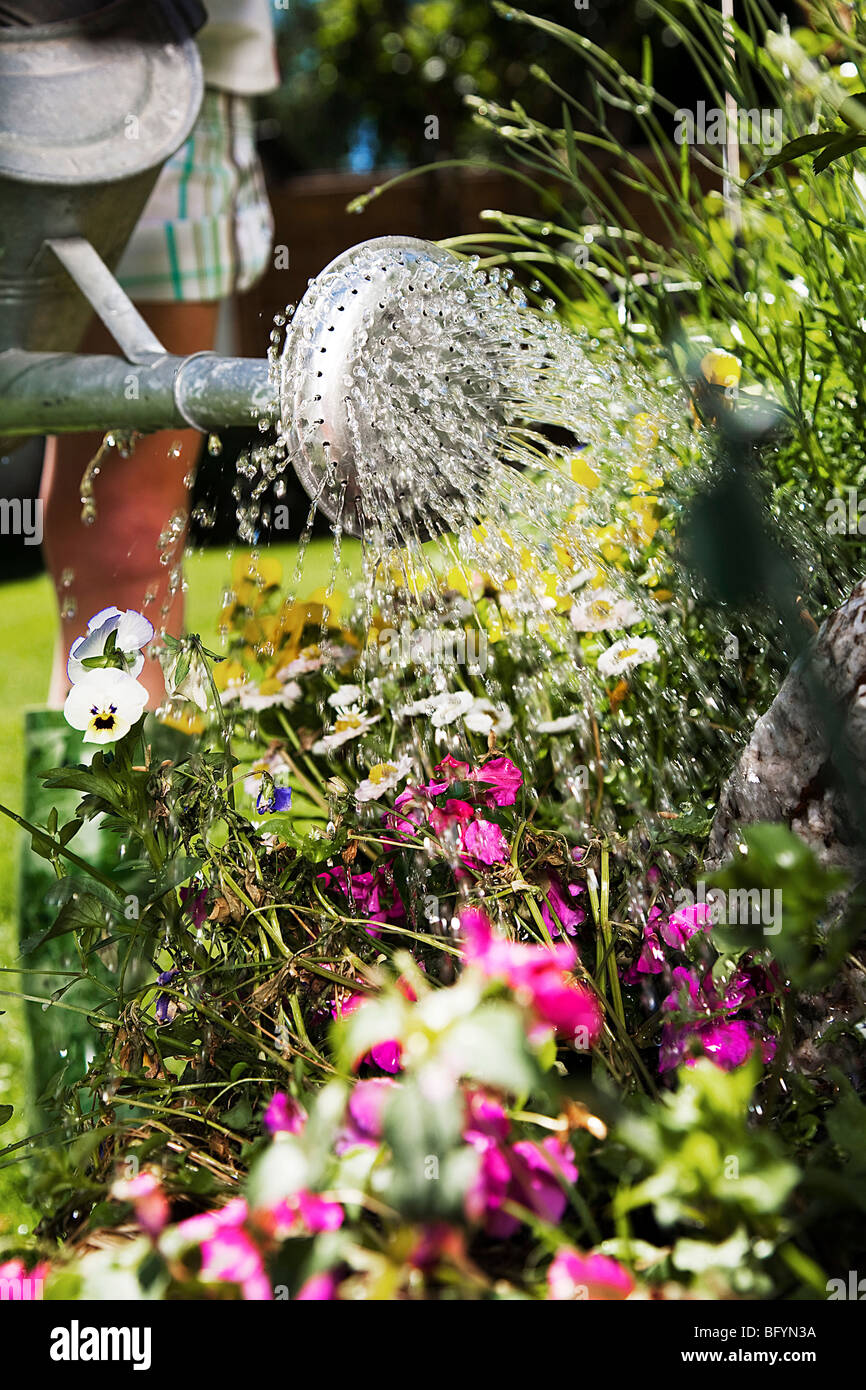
[0,538,360,1238]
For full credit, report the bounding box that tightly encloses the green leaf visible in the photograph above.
[0,1105,13,1128]
[442,1002,541,1094]
[813,132,866,173]
[746,132,840,182]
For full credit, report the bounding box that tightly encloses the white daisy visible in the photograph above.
[355,755,414,803]
[570,590,642,632]
[64,667,148,744]
[313,710,381,754]
[465,698,513,736]
[67,606,154,683]
[597,635,659,679]
[428,690,476,727]
[536,714,581,734]
[327,684,363,709]
[239,680,302,712]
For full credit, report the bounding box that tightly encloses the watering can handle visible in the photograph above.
[45,236,167,364]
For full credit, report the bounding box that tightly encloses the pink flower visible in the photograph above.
[111,1171,169,1238]
[462,1089,579,1236]
[659,965,776,1073]
[460,817,510,866]
[428,798,475,837]
[336,977,419,1074]
[660,900,712,949]
[461,908,602,1046]
[540,876,586,938]
[267,1191,344,1235]
[177,1198,272,1301]
[0,1258,49,1293]
[548,1248,635,1300]
[317,862,404,930]
[296,1270,340,1300]
[426,754,472,795]
[623,905,666,982]
[471,755,523,807]
[263,1091,307,1136]
[335,1077,396,1153]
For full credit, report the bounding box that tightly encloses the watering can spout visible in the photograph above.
[0,235,274,441]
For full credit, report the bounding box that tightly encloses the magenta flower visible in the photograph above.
[335,993,407,1074]
[177,1198,271,1301]
[540,876,586,938]
[428,798,475,837]
[426,754,472,794]
[335,1077,397,1153]
[461,817,510,866]
[462,1091,580,1236]
[268,1191,344,1235]
[623,905,666,982]
[111,1171,169,1239]
[472,755,523,807]
[494,1137,578,1236]
[660,900,712,949]
[0,1258,49,1291]
[548,1248,635,1300]
[317,862,404,929]
[461,907,602,1046]
[659,965,776,1073]
[296,1270,340,1300]
[263,1091,307,1136]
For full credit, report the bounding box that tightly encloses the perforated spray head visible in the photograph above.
[279,236,515,538]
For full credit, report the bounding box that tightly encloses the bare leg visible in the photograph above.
[40,301,220,707]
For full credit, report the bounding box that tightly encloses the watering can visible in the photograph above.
[0,0,511,533]
[0,0,272,453]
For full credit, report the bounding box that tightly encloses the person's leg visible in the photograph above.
[40,301,220,707]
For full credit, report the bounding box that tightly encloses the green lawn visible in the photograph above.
[0,539,359,1239]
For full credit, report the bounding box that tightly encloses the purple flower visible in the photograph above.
[180,883,208,928]
[263,1091,307,1136]
[540,877,586,938]
[660,901,712,949]
[659,965,776,1073]
[256,784,293,815]
[155,967,179,1024]
[624,905,666,982]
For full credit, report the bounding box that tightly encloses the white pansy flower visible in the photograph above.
[355,755,414,803]
[597,635,659,679]
[536,713,581,734]
[328,684,363,709]
[313,710,381,754]
[570,590,642,632]
[67,607,154,683]
[64,667,148,744]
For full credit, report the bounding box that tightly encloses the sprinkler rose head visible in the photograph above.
[279,236,509,537]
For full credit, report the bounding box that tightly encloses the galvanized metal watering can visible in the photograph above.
[0,0,272,450]
[0,0,507,535]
